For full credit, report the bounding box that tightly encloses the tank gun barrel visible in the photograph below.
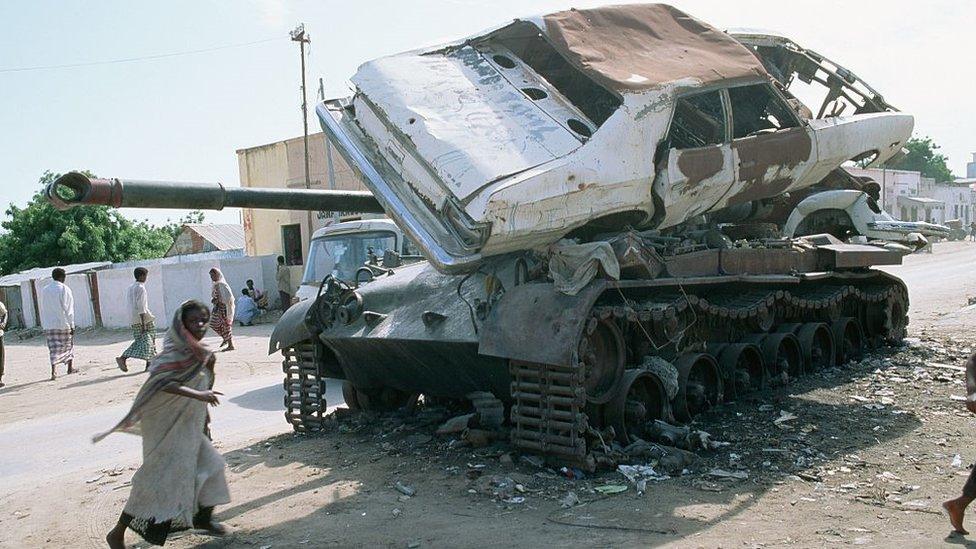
[46,172,385,214]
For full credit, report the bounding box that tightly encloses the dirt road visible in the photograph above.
[2,242,976,548]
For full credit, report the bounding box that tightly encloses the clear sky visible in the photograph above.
[2,0,973,227]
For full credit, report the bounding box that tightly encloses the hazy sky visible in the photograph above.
[2,0,973,226]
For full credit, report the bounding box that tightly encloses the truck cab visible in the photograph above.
[296,218,417,301]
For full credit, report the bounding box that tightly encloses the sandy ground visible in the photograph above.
[3,241,976,549]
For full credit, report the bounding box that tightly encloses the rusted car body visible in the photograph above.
[318,4,912,271]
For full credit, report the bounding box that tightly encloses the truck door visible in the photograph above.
[653,89,735,229]
[726,83,817,207]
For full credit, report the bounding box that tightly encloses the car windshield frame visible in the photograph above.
[302,229,398,284]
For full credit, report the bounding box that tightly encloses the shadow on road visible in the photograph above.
[229,384,284,412]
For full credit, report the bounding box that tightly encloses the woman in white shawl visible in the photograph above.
[208,268,235,351]
[99,300,231,548]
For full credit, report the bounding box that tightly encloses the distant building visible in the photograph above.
[165,224,245,257]
[236,133,370,270]
[967,152,976,179]
[938,178,976,224]
[844,167,940,220]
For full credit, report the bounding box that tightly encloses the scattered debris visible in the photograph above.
[595,484,628,495]
[773,410,798,429]
[618,464,670,495]
[395,481,416,497]
[559,492,581,508]
[707,469,749,480]
[435,414,473,435]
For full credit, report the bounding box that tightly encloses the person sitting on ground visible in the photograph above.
[244,279,268,310]
[945,350,976,533]
[235,289,259,327]
[98,300,230,548]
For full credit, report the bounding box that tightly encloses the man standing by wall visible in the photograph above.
[277,255,292,312]
[39,268,75,380]
[116,267,156,372]
[0,299,7,388]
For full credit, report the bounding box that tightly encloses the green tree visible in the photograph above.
[161,210,207,241]
[885,136,956,183]
[0,171,180,275]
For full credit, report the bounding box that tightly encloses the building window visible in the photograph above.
[281,224,304,266]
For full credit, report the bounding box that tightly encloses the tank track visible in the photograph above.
[282,341,328,432]
[509,275,908,467]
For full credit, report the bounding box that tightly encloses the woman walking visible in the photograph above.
[97,300,230,548]
[209,268,235,351]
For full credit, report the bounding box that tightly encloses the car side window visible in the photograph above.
[728,84,800,139]
[667,91,727,150]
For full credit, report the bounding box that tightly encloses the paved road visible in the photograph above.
[0,373,344,492]
[879,240,976,329]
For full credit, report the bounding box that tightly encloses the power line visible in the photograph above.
[0,37,284,73]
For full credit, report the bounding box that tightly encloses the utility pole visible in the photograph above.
[290,23,313,255]
[320,77,340,224]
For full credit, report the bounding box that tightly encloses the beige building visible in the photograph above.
[236,133,368,269]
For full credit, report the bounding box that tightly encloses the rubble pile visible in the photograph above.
[305,337,972,510]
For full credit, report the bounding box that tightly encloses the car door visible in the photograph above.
[725,83,819,209]
[653,89,736,229]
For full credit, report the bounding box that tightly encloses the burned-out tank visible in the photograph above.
[50,4,949,469]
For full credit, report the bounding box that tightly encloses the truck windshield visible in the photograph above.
[303,230,397,284]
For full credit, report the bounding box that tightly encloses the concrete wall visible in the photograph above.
[237,133,371,265]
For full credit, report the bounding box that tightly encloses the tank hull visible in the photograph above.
[277,236,910,467]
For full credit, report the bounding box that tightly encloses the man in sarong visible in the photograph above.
[209,268,235,351]
[98,300,230,548]
[39,268,75,380]
[0,299,7,388]
[116,267,157,372]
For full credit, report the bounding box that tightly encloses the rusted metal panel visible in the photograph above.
[478,281,606,367]
[817,244,903,269]
[718,248,817,275]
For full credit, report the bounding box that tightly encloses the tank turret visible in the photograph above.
[46,172,384,214]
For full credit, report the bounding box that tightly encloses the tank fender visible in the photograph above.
[478,281,607,366]
[269,298,314,354]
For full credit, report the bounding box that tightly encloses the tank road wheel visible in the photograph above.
[883,292,909,344]
[831,317,864,365]
[859,302,886,349]
[673,353,723,424]
[579,317,626,404]
[795,323,835,372]
[348,385,414,412]
[758,332,803,385]
[716,343,766,396]
[604,369,670,444]
[342,380,362,411]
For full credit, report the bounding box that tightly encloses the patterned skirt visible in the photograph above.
[44,329,74,366]
[121,321,157,361]
[210,304,232,343]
